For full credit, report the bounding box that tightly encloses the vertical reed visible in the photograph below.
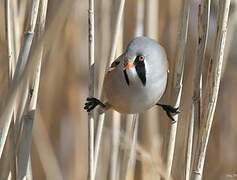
[185,0,210,179]
[16,0,48,179]
[88,0,95,179]
[166,0,190,178]
[191,1,231,179]
[93,0,126,178]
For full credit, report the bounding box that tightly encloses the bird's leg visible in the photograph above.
[84,97,106,112]
[156,103,180,122]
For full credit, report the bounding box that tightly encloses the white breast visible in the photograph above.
[103,66,167,114]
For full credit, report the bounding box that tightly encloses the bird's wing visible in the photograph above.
[107,60,119,72]
[107,54,124,72]
[110,59,120,68]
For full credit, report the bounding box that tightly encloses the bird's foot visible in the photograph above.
[84,97,106,112]
[156,103,180,123]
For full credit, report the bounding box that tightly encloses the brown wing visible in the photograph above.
[107,59,120,72]
[107,54,124,72]
[110,59,120,68]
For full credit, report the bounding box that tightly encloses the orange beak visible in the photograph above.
[124,60,134,70]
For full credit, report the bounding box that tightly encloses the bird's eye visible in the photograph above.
[138,55,145,61]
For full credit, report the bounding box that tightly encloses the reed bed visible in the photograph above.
[0,0,237,180]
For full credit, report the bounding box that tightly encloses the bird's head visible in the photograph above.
[123,36,167,86]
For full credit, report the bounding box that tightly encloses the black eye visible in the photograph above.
[138,55,145,61]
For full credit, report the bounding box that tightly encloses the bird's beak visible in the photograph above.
[124,59,134,70]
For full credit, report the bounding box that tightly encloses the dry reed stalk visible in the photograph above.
[109,17,123,180]
[0,122,16,180]
[14,0,41,131]
[185,1,210,179]
[135,0,144,36]
[0,0,70,170]
[33,111,63,180]
[13,0,40,83]
[110,111,121,180]
[191,1,231,180]
[5,0,16,80]
[3,0,18,178]
[119,1,145,178]
[126,115,139,180]
[119,121,167,179]
[12,0,21,58]
[126,114,139,180]
[0,0,40,159]
[145,0,159,39]
[143,1,163,179]
[93,0,126,177]
[16,0,48,179]
[166,0,190,178]
[16,105,33,180]
[0,3,70,173]
[4,0,46,177]
[93,113,104,174]
[118,114,139,180]
[24,3,70,178]
[26,159,32,180]
[107,0,126,67]
[88,0,95,179]
[97,0,112,96]
[185,107,194,180]
[11,0,27,126]
[10,1,41,177]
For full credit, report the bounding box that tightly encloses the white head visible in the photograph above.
[120,36,168,86]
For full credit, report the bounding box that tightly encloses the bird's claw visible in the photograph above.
[157,103,180,123]
[84,97,106,112]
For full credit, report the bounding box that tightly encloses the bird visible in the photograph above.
[84,36,179,121]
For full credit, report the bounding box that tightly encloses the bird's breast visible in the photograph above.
[103,68,167,114]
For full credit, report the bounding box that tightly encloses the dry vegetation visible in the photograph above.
[0,0,237,180]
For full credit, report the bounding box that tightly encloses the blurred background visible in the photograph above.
[0,0,237,179]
